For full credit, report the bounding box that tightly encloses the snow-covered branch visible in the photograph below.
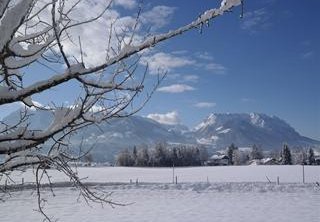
[0,0,241,219]
[0,0,242,173]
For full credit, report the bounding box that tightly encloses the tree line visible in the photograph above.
[226,143,318,165]
[116,142,318,167]
[116,143,209,167]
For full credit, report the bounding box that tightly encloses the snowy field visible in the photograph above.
[2,166,320,222]
[5,165,320,184]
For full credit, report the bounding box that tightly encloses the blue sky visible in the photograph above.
[1,0,319,140]
[139,0,320,140]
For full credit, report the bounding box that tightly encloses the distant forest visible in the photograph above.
[114,143,319,167]
[116,143,208,167]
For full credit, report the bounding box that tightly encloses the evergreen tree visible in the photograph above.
[83,153,93,165]
[281,144,292,165]
[116,149,134,166]
[296,149,307,165]
[194,148,201,166]
[307,148,316,165]
[249,144,263,160]
[149,149,156,167]
[199,146,209,165]
[227,143,237,165]
[132,146,138,166]
[233,149,249,165]
[176,147,184,166]
[172,147,178,166]
[154,142,166,166]
[136,147,149,166]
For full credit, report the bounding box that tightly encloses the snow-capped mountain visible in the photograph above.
[2,110,319,161]
[194,113,319,149]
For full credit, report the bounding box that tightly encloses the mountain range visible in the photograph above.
[2,110,319,162]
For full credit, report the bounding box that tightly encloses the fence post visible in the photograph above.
[175,176,178,184]
[277,176,280,185]
[265,176,272,183]
[172,164,175,184]
[302,164,305,184]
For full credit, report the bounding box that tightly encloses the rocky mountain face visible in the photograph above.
[2,110,319,162]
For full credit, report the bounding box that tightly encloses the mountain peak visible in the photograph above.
[194,113,217,131]
[192,112,319,149]
[249,112,265,128]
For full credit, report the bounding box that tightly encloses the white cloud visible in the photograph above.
[141,6,176,29]
[194,102,216,108]
[172,50,188,55]
[141,52,195,74]
[31,1,176,67]
[241,8,271,33]
[147,111,180,125]
[301,51,314,59]
[196,52,214,61]
[89,105,104,112]
[241,98,255,103]
[205,63,226,74]
[301,40,311,47]
[157,84,195,93]
[167,73,181,80]
[183,75,199,83]
[194,52,226,74]
[114,0,137,9]
[39,1,124,67]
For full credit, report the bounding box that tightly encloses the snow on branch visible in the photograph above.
[0,0,242,171]
[0,0,242,219]
[0,0,10,20]
[0,0,34,52]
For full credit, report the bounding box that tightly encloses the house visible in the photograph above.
[248,159,261,165]
[315,156,320,165]
[204,154,229,166]
[261,157,278,165]
[249,158,278,165]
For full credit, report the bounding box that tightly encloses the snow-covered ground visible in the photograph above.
[2,166,320,222]
[4,165,320,184]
